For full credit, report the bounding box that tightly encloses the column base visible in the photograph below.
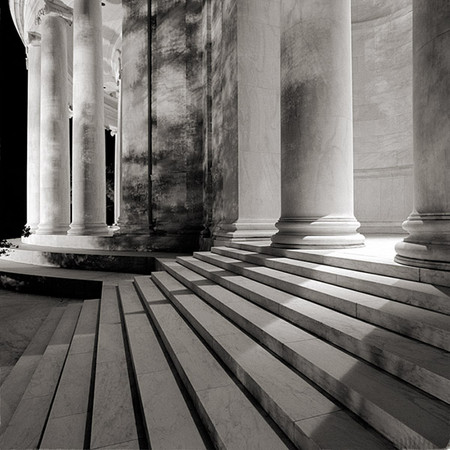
[213,220,277,246]
[271,217,365,249]
[395,213,450,270]
[35,223,70,235]
[68,223,112,236]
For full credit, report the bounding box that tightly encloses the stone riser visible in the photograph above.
[160,259,449,403]
[211,246,450,315]
[229,241,450,288]
[188,252,450,351]
[149,269,449,450]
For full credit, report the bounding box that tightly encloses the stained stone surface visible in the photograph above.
[151,0,205,251]
[120,0,151,235]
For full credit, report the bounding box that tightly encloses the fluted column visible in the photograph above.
[69,0,109,235]
[271,0,364,248]
[26,33,41,233]
[36,13,70,235]
[395,0,450,269]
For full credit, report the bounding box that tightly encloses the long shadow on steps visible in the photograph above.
[157,260,450,450]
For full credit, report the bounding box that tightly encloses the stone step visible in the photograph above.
[161,260,450,403]
[212,246,450,315]
[138,275,293,450]
[40,299,99,449]
[0,302,82,449]
[228,241,450,288]
[118,280,209,450]
[153,268,450,450]
[90,285,141,450]
[0,305,66,436]
[186,253,450,352]
[151,271,395,450]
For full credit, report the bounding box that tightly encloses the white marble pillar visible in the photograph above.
[395,0,450,269]
[69,0,109,235]
[26,33,41,233]
[271,0,364,248]
[36,13,71,235]
[113,77,122,228]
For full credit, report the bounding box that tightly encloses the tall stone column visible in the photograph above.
[69,0,109,236]
[36,12,71,235]
[26,33,41,233]
[114,77,123,227]
[395,0,450,269]
[212,0,281,244]
[271,0,364,248]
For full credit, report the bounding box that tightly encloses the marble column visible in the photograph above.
[69,0,109,236]
[395,0,450,269]
[212,0,281,244]
[26,33,41,233]
[119,0,150,235]
[113,77,122,228]
[36,13,70,235]
[271,0,364,248]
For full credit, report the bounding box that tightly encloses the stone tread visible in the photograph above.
[0,302,82,450]
[153,268,450,450]
[40,299,99,449]
[228,241,450,288]
[151,271,395,450]
[0,305,66,436]
[212,246,450,314]
[187,253,450,351]
[161,259,450,402]
[139,275,292,450]
[90,285,139,450]
[119,280,208,450]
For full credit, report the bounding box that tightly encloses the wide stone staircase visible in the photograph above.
[1,242,449,449]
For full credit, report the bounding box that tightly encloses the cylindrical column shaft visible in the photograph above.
[271,0,364,248]
[26,37,41,233]
[114,78,122,227]
[395,0,450,269]
[69,0,109,235]
[37,14,70,235]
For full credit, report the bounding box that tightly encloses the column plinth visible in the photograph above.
[36,14,70,235]
[69,0,109,236]
[26,34,41,233]
[271,0,364,249]
[395,0,450,269]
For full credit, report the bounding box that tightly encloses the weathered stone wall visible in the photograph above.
[121,0,150,235]
[151,0,205,251]
[352,0,413,233]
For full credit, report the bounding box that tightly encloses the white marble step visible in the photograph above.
[0,302,82,450]
[229,241,450,288]
[212,246,450,315]
[186,253,450,352]
[90,285,141,450]
[139,275,292,450]
[0,305,66,436]
[119,280,209,450]
[40,299,99,449]
[161,260,450,403]
[153,269,450,450]
[152,271,395,450]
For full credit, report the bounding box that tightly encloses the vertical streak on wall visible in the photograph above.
[200,0,213,249]
[151,0,204,251]
[120,0,150,234]
[210,0,224,235]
